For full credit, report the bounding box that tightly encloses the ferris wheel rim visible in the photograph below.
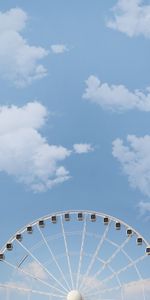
[1,209,149,253]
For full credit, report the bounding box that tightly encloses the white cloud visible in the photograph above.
[112,135,150,197]
[123,279,150,299]
[83,75,150,112]
[0,281,29,296]
[138,201,150,215]
[107,0,150,38]
[51,44,69,54]
[24,261,48,280]
[0,102,71,192]
[0,8,48,87]
[80,275,104,291]
[0,102,92,192]
[73,143,93,154]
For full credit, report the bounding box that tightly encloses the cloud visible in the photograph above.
[112,135,150,197]
[73,143,93,154]
[123,279,150,299]
[0,8,48,87]
[50,44,69,54]
[107,0,150,38]
[24,261,48,280]
[0,281,29,296]
[138,201,150,216]
[83,75,150,112]
[80,275,104,292]
[0,102,93,192]
[0,102,71,192]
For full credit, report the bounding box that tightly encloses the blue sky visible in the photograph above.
[0,0,150,253]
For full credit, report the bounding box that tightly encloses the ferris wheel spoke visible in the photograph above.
[92,236,131,282]
[122,252,147,300]
[37,225,71,291]
[121,247,143,280]
[100,260,123,295]
[88,276,149,298]
[123,278,150,290]
[82,252,146,298]
[61,216,74,290]
[80,256,105,294]
[79,255,105,294]
[106,238,146,282]
[84,284,121,298]
[86,295,116,300]
[81,259,122,296]
[16,240,68,293]
[80,281,102,295]
[122,277,146,300]
[3,259,66,296]
[84,290,116,300]
[0,283,65,298]
[96,253,146,289]
[79,221,111,290]
[121,247,146,300]
[76,215,87,289]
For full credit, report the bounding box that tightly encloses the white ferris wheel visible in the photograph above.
[0,210,150,300]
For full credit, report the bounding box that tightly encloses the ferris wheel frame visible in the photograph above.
[0,210,150,300]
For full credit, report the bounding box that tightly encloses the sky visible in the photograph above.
[0,0,150,256]
[0,1,150,299]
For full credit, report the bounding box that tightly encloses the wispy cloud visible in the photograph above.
[0,8,48,87]
[73,143,94,154]
[123,279,150,299]
[51,44,69,54]
[138,201,150,217]
[112,135,150,198]
[107,0,150,38]
[24,261,48,280]
[0,102,92,192]
[83,75,150,112]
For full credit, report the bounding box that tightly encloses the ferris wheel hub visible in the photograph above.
[67,290,83,300]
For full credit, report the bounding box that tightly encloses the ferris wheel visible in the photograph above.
[0,210,150,300]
